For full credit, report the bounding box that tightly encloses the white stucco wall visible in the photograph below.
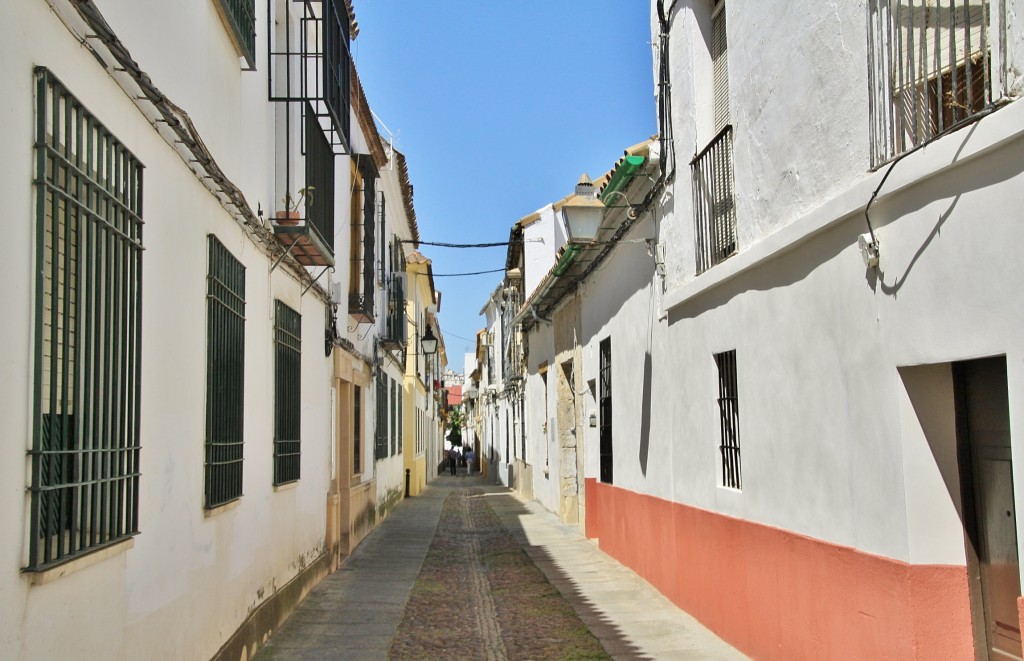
[1,1,335,658]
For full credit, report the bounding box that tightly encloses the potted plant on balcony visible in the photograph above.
[274,186,315,226]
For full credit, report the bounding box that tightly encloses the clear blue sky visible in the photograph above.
[351,2,656,372]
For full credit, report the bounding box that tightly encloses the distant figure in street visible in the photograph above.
[448,446,458,476]
[465,448,476,476]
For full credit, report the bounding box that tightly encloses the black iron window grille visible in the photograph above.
[206,236,246,508]
[374,372,387,460]
[390,378,397,456]
[599,338,613,484]
[868,0,1001,166]
[274,301,302,485]
[381,273,406,348]
[215,0,257,70]
[691,125,737,274]
[268,0,351,152]
[349,158,376,320]
[377,198,388,285]
[397,386,404,454]
[715,350,741,490]
[304,104,335,257]
[353,384,362,474]
[29,68,144,570]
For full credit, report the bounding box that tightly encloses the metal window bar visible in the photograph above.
[397,386,403,454]
[715,350,741,490]
[382,274,406,346]
[205,236,246,508]
[691,125,737,274]
[599,338,613,485]
[29,68,144,571]
[374,372,387,460]
[268,0,351,152]
[215,0,256,70]
[389,378,396,456]
[304,104,335,256]
[349,161,376,319]
[274,301,302,485]
[868,0,996,166]
[353,384,361,473]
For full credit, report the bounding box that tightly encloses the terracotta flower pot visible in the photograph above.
[275,210,300,226]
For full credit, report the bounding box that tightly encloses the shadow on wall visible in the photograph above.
[873,127,1023,297]
[668,121,1024,325]
[639,351,653,476]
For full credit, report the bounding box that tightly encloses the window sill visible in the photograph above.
[204,498,242,518]
[273,481,299,493]
[26,537,135,586]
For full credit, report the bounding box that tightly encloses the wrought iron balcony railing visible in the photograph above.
[691,124,737,274]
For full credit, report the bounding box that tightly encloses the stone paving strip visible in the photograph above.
[254,476,746,661]
[388,487,606,660]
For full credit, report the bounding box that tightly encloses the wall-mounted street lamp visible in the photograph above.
[421,326,438,356]
[561,173,605,244]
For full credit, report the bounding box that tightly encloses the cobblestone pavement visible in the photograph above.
[254,474,746,661]
[387,486,607,660]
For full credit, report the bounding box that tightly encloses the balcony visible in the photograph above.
[691,124,737,274]
[268,0,352,153]
[272,106,335,267]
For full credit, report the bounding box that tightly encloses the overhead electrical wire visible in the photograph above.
[402,239,512,248]
[430,268,506,277]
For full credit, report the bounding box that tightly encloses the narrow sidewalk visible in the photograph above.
[486,488,747,660]
[254,474,746,660]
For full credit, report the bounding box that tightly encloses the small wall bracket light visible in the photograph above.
[857,232,880,268]
[421,326,438,356]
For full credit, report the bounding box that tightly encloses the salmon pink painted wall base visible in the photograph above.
[584,479,975,660]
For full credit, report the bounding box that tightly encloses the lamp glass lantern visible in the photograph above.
[561,173,605,244]
[421,326,438,356]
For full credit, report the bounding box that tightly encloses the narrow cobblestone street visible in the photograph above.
[254,475,745,661]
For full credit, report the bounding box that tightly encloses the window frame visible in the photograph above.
[28,68,144,571]
[715,350,741,490]
[214,0,257,70]
[205,235,246,508]
[273,300,302,485]
[867,0,1001,166]
[599,338,613,484]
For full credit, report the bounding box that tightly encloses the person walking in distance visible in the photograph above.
[465,447,476,476]
[448,446,458,476]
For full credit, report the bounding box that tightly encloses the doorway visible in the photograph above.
[954,356,1021,660]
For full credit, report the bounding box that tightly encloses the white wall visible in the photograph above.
[0,1,334,658]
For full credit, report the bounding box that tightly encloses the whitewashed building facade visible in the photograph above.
[0,0,434,659]
[514,1,1024,659]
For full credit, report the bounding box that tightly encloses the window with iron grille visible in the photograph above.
[323,0,352,145]
[305,104,335,257]
[353,384,362,473]
[206,236,246,508]
[375,372,387,460]
[349,159,376,320]
[214,0,256,70]
[274,301,301,485]
[29,68,144,570]
[389,378,397,456]
[397,385,404,454]
[599,338,613,484]
[692,0,737,275]
[868,0,1001,166]
[715,350,741,489]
